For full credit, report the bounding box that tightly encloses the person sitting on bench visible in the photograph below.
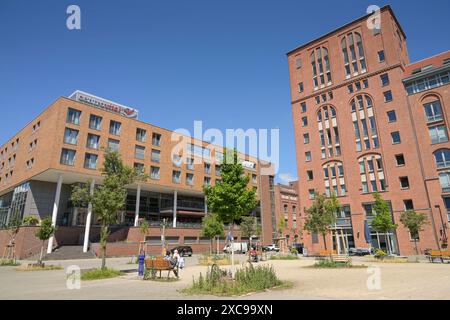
[164,250,179,277]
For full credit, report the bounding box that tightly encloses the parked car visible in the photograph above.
[289,243,304,254]
[348,247,373,256]
[223,242,248,254]
[170,246,193,257]
[262,244,280,252]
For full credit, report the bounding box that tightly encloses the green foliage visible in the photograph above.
[277,218,286,236]
[269,254,298,260]
[400,210,428,240]
[22,216,40,226]
[198,253,231,266]
[370,193,397,234]
[139,220,149,237]
[183,264,283,296]
[201,213,224,240]
[0,259,20,266]
[290,248,299,255]
[35,217,56,241]
[374,249,387,259]
[239,216,261,239]
[313,259,352,268]
[71,149,146,270]
[81,268,124,281]
[204,149,257,225]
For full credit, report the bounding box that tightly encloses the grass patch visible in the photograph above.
[269,254,298,260]
[16,264,63,271]
[309,259,366,269]
[182,264,287,296]
[81,268,124,280]
[198,254,231,266]
[0,259,20,267]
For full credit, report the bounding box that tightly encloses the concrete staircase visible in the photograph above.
[43,245,97,260]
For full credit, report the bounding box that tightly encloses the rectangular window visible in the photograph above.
[172,170,181,184]
[60,149,76,166]
[89,115,102,130]
[439,172,450,193]
[84,153,98,169]
[362,181,369,193]
[295,57,302,69]
[252,174,257,184]
[150,166,160,180]
[303,133,310,144]
[135,145,145,160]
[307,170,313,180]
[64,128,79,145]
[323,167,329,179]
[429,125,448,144]
[136,128,147,142]
[108,139,119,152]
[380,73,390,86]
[395,154,405,166]
[404,199,414,210]
[400,176,410,189]
[312,233,319,243]
[66,108,81,125]
[391,131,401,144]
[186,173,194,185]
[109,120,122,136]
[301,102,307,113]
[387,110,397,123]
[302,117,308,127]
[134,163,144,174]
[305,151,311,162]
[151,149,161,162]
[424,101,443,122]
[362,79,369,88]
[215,165,221,176]
[204,162,211,174]
[298,82,304,93]
[172,154,182,167]
[308,189,315,200]
[384,91,393,102]
[187,158,194,170]
[378,50,385,62]
[152,133,161,146]
[86,134,100,150]
[367,160,374,172]
[204,177,211,186]
[347,84,354,93]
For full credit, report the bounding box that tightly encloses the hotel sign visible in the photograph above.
[68,90,139,119]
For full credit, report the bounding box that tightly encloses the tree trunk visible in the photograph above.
[322,233,328,251]
[210,239,212,255]
[38,241,44,266]
[101,224,108,270]
[385,233,391,255]
[414,239,419,255]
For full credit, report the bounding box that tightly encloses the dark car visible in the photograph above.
[170,246,193,257]
[290,243,304,254]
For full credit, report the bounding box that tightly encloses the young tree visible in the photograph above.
[201,213,224,254]
[400,210,428,255]
[2,218,21,261]
[35,217,56,266]
[240,215,261,250]
[138,219,149,255]
[370,193,397,255]
[71,149,144,270]
[304,192,341,251]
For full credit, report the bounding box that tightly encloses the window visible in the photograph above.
[109,120,121,136]
[187,158,194,170]
[383,91,393,102]
[303,133,310,144]
[391,131,401,144]
[60,149,76,166]
[204,177,211,186]
[341,32,366,78]
[89,115,102,131]
[151,149,161,163]
[362,79,369,88]
[305,152,311,162]
[380,73,390,86]
[439,172,450,192]
[306,170,313,180]
[347,84,354,93]
[134,163,144,174]
[315,96,320,104]
[355,82,361,91]
[172,154,182,167]
[301,102,307,113]
[64,128,79,145]
[135,145,145,160]
[429,125,448,144]
[186,173,194,186]
[172,170,181,184]
[152,133,161,146]
[302,117,308,127]
[404,199,414,210]
[86,134,100,150]
[362,181,369,193]
[424,101,443,122]
[395,154,405,166]
[295,57,302,69]
[66,108,81,125]
[308,189,315,200]
[310,47,332,88]
[298,82,304,93]
[405,71,450,95]
[136,128,147,142]
[84,153,98,169]
[434,149,450,168]
[150,166,160,180]
[400,176,410,189]
[252,174,257,184]
[107,139,119,152]
[387,110,397,123]
[378,50,385,62]
[215,165,221,176]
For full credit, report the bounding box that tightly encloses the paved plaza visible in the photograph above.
[1,255,450,300]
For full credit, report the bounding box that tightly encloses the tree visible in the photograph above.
[35,217,56,266]
[201,213,224,254]
[2,218,21,261]
[22,216,40,226]
[370,193,397,255]
[204,149,257,229]
[277,218,286,238]
[71,149,144,270]
[304,192,341,251]
[138,219,149,255]
[400,210,428,255]
[240,215,262,251]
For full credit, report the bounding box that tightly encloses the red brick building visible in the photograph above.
[288,5,450,256]
[273,181,301,247]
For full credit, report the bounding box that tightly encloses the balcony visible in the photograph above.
[331,217,352,228]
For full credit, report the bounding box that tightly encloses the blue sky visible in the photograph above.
[1,0,449,184]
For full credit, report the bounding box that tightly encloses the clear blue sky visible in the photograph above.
[1,0,449,184]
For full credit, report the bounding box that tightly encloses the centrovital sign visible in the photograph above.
[68,90,139,119]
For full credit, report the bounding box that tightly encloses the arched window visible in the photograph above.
[358,154,386,193]
[323,161,346,197]
[341,32,367,78]
[351,95,378,152]
[311,47,332,90]
[434,149,450,169]
[317,105,340,159]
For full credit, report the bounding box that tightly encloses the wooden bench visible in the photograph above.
[331,254,350,263]
[317,250,337,257]
[144,257,178,279]
[427,250,450,263]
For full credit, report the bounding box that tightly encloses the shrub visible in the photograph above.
[81,268,123,280]
[0,259,20,266]
[290,248,298,255]
[374,249,387,259]
[22,216,40,226]
[269,254,298,260]
[313,259,352,268]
